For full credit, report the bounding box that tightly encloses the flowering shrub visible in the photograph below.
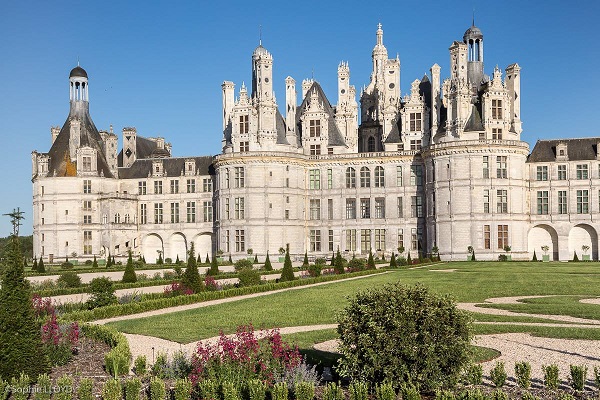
[204,276,222,291]
[32,294,55,320]
[38,299,79,366]
[190,325,302,388]
[164,282,194,297]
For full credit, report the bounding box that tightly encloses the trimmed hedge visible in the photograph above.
[81,324,131,376]
[62,269,384,322]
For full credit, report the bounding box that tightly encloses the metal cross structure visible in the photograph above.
[3,208,25,236]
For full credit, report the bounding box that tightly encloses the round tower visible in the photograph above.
[463,24,484,86]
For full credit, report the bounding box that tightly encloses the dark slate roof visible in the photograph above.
[296,81,346,147]
[118,136,159,167]
[47,103,114,178]
[118,156,215,179]
[463,25,483,41]
[384,118,401,144]
[464,103,484,132]
[275,109,289,145]
[527,138,600,163]
[70,66,88,78]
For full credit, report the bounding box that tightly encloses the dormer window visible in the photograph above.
[240,141,249,152]
[82,156,91,171]
[492,99,503,119]
[492,128,503,140]
[309,120,321,137]
[409,113,422,131]
[239,115,249,134]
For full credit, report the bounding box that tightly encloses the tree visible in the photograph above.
[208,255,219,276]
[175,255,180,265]
[532,250,537,262]
[205,254,210,264]
[334,249,345,274]
[367,250,376,269]
[122,250,137,283]
[337,283,472,391]
[86,277,117,309]
[112,255,116,265]
[280,246,295,282]
[32,257,38,272]
[302,251,309,268]
[228,254,233,264]
[471,250,476,261]
[573,251,579,262]
[182,243,203,293]
[23,257,28,269]
[389,252,397,268]
[38,257,45,273]
[197,254,202,263]
[330,252,335,266]
[254,254,258,264]
[0,235,50,380]
[156,252,163,265]
[106,253,112,268]
[92,255,98,268]
[407,251,412,265]
[263,251,273,271]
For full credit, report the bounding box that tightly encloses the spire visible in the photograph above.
[376,23,383,45]
[472,9,475,26]
[259,24,262,46]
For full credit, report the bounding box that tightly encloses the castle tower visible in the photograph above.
[251,41,277,147]
[285,76,297,144]
[463,23,484,88]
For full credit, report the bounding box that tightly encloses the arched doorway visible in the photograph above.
[169,232,187,262]
[193,233,213,262]
[142,234,164,263]
[528,224,559,260]
[568,224,598,260]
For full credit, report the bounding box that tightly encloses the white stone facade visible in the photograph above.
[31,24,600,263]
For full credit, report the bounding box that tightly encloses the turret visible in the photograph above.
[222,81,235,149]
[463,24,484,87]
[122,127,137,168]
[285,76,297,141]
[338,62,350,105]
[505,63,522,134]
[430,64,441,134]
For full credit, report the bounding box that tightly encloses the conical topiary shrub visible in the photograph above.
[122,251,137,283]
[302,251,309,268]
[532,250,537,262]
[38,257,45,273]
[263,251,273,271]
[92,255,98,268]
[182,243,203,293]
[280,247,295,282]
[390,252,397,268]
[208,255,219,276]
[334,249,345,274]
[367,250,376,269]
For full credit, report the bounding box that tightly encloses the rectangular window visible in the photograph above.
[577,190,589,214]
[410,140,422,151]
[484,225,491,249]
[83,200,92,211]
[154,203,163,224]
[496,189,508,213]
[234,167,245,188]
[154,181,162,194]
[483,189,490,213]
[235,230,245,252]
[83,180,91,194]
[537,191,549,215]
[203,201,213,222]
[483,156,489,179]
[374,167,385,187]
[411,228,418,251]
[375,229,386,251]
[397,229,404,250]
[328,230,334,252]
[410,165,423,186]
[187,202,196,222]
[235,197,245,219]
[171,202,179,223]
[558,191,567,214]
[224,198,230,219]
[496,156,507,178]
[360,167,370,188]
[224,230,230,253]
[82,156,91,172]
[239,115,249,134]
[411,196,423,218]
[346,198,356,219]
[397,197,403,218]
[360,198,370,219]
[492,128,502,140]
[170,180,179,194]
[328,199,333,220]
[577,164,588,179]
[558,165,567,180]
[203,178,213,192]
[309,169,321,189]
[346,168,356,188]
[310,145,321,155]
[140,204,147,224]
[361,229,371,254]
[396,166,403,186]
[498,225,509,249]
[375,198,385,218]
[492,99,503,119]
[346,229,357,252]
[285,210,289,219]
[187,179,195,193]
[310,230,321,252]
[309,199,321,220]
[83,231,92,254]
[409,112,422,131]
[327,169,333,189]
[240,141,249,152]
[309,120,321,137]
[536,166,548,181]
[83,215,92,224]
[225,169,230,188]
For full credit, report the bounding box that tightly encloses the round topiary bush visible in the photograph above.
[85,277,117,309]
[234,258,253,271]
[337,283,472,391]
[57,271,82,288]
[237,267,261,287]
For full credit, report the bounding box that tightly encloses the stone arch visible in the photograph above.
[528,224,559,261]
[568,224,598,260]
[193,232,213,261]
[142,233,164,263]
[169,232,188,262]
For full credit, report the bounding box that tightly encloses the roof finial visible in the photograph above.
[259,24,262,46]
[472,9,475,26]
[77,56,80,67]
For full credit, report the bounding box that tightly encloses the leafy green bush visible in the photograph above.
[490,361,507,388]
[134,355,147,376]
[333,250,345,274]
[124,378,142,400]
[321,382,344,400]
[85,277,117,309]
[57,271,82,288]
[271,382,288,400]
[307,263,322,277]
[543,364,559,390]
[515,361,531,389]
[174,378,192,400]
[0,379,8,400]
[464,364,483,385]
[149,377,166,400]
[197,379,218,400]
[60,262,74,269]
[222,381,241,400]
[238,267,261,287]
[234,259,254,271]
[337,283,471,391]
[375,382,395,400]
[399,382,420,400]
[294,381,315,400]
[569,364,587,392]
[367,251,376,269]
[33,374,52,400]
[77,378,93,400]
[55,375,73,400]
[349,381,368,400]
[594,366,600,390]
[10,373,30,400]
[491,389,508,400]
[348,257,366,271]
[435,390,455,400]
[247,379,267,400]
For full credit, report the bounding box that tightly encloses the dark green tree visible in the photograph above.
[280,247,295,282]
[142,256,146,264]
[330,252,335,266]
[367,250,376,269]
[381,253,386,262]
[32,257,38,272]
[23,257,28,269]
[205,254,210,264]
[407,252,412,265]
[112,255,116,265]
[390,252,397,268]
[38,257,45,273]
[157,253,163,265]
[254,254,258,264]
[122,250,137,283]
[175,255,180,265]
[471,250,476,262]
[0,235,50,380]
[532,250,537,262]
[106,253,112,268]
[573,251,579,262]
[302,251,309,268]
[228,254,233,264]
[197,254,202,263]
[334,249,345,274]
[208,255,219,276]
[263,251,273,271]
[86,277,117,309]
[182,243,203,293]
[92,255,98,268]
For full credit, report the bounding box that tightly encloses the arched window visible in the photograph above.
[124,213,130,223]
[360,167,371,188]
[114,213,120,224]
[367,136,376,152]
[375,166,385,187]
[346,167,356,188]
[102,215,108,224]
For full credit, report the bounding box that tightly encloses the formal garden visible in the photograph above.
[5,229,600,399]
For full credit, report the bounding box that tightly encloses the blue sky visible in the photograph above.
[1,0,598,236]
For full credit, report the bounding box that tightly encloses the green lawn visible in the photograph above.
[477,295,600,320]
[106,262,600,343]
